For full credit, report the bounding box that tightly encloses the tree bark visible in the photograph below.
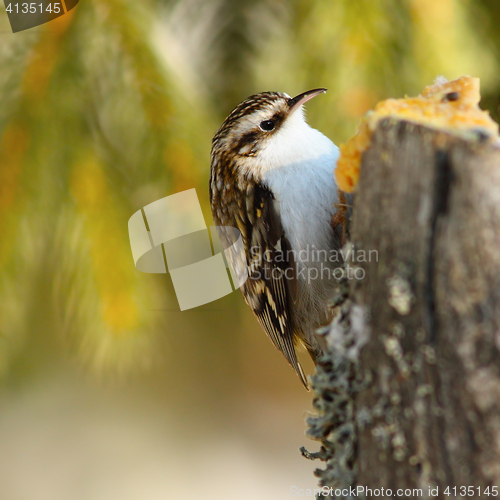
[306,118,500,499]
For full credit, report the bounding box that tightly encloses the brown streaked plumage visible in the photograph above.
[210,89,342,388]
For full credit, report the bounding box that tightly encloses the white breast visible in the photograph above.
[258,109,340,269]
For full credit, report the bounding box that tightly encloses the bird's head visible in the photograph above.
[211,88,328,175]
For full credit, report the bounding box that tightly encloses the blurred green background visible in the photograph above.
[0,1,499,498]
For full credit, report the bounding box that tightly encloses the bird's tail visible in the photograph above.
[294,359,309,390]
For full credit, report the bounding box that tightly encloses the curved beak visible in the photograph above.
[287,88,327,114]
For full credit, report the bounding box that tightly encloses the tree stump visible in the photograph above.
[305,118,500,499]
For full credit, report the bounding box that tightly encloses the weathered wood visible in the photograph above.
[351,118,500,497]
[305,118,500,499]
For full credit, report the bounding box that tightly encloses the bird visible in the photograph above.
[209,89,343,389]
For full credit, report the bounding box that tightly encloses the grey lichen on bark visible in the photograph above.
[301,283,365,494]
[304,118,500,499]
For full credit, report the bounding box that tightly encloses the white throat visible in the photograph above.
[257,108,336,174]
[256,108,340,272]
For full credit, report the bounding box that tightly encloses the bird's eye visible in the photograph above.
[259,120,275,131]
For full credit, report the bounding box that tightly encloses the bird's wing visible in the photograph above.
[235,183,308,388]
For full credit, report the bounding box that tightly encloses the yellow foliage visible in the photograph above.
[70,157,139,333]
[22,10,75,101]
[0,123,29,210]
